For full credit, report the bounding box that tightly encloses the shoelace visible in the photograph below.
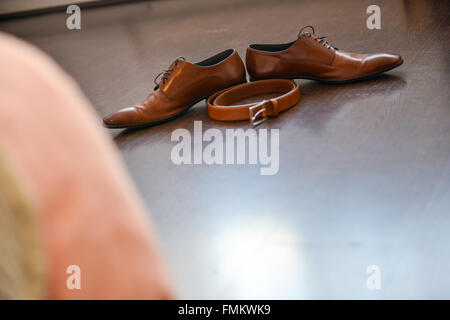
[297,25,338,50]
[153,57,186,89]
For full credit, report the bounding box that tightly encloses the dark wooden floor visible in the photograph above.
[1,0,449,299]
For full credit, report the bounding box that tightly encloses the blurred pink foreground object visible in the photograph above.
[0,33,172,299]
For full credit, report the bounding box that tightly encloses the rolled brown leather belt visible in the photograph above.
[207,79,301,126]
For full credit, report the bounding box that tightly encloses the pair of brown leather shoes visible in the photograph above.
[103,27,403,129]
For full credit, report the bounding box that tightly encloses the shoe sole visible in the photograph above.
[249,59,404,84]
[103,95,209,129]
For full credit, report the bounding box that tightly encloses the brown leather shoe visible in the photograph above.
[246,26,403,84]
[103,49,246,129]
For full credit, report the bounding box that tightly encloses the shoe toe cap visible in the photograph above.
[103,106,139,128]
[364,53,402,74]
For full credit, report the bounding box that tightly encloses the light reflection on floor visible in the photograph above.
[214,218,304,299]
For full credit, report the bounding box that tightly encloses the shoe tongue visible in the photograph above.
[169,60,179,68]
[158,60,191,96]
[156,59,185,91]
[170,57,187,68]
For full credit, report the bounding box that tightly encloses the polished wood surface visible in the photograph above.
[1,0,449,299]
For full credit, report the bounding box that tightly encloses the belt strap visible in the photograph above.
[207,79,300,126]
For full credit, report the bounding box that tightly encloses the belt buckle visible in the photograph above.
[249,100,269,127]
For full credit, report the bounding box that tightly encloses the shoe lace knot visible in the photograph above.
[297,26,338,50]
[153,57,186,90]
